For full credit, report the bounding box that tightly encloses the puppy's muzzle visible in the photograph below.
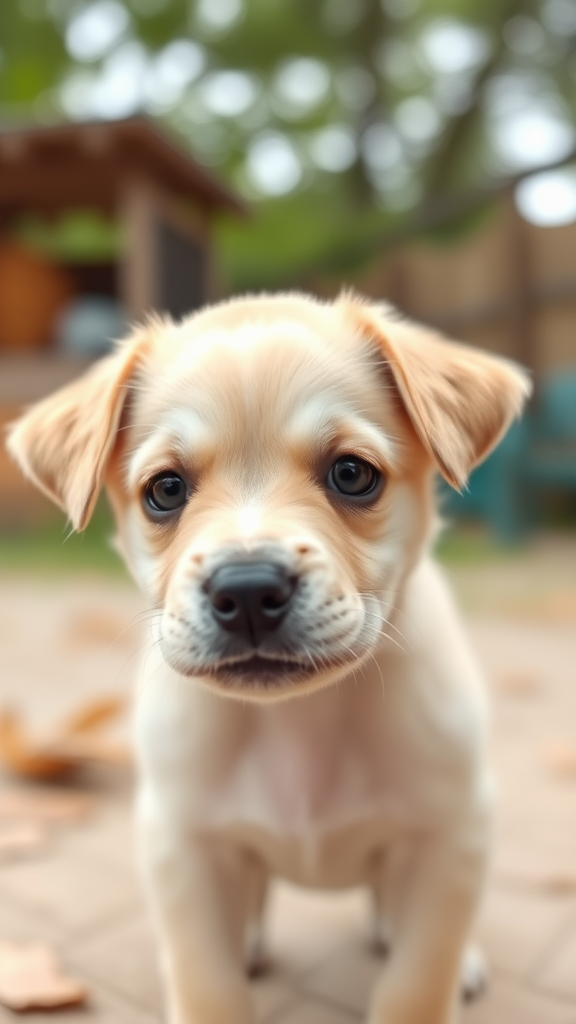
[205,561,297,647]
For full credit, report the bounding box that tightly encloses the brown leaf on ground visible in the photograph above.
[0,942,87,1010]
[0,697,130,781]
[55,737,132,766]
[60,695,127,737]
[498,867,576,895]
[0,710,78,780]
[61,610,133,649]
[0,824,46,863]
[540,873,576,895]
[496,670,542,695]
[544,741,576,779]
[542,591,576,624]
[0,788,93,824]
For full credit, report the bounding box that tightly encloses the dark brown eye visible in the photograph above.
[144,473,188,514]
[327,456,381,498]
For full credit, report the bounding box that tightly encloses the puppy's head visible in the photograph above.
[7,294,530,701]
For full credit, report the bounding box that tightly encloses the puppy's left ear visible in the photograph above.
[352,303,532,490]
[6,328,149,531]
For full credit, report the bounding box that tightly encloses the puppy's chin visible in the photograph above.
[160,650,365,703]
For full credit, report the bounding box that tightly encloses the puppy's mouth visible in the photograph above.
[203,653,315,689]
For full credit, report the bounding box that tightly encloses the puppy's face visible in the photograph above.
[112,299,429,698]
[8,293,530,701]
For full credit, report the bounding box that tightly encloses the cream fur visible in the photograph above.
[7,293,530,1024]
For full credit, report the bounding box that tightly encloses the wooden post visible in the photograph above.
[118,177,157,322]
[118,176,211,323]
[507,189,537,382]
[388,250,411,317]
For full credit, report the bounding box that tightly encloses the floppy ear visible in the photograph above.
[352,302,532,490]
[6,331,148,531]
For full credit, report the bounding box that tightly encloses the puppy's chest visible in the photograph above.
[212,724,410,837]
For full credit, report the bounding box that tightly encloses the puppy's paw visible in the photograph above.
[244,922,269,979]
[369,913,392,957]
[461,944,488,1002]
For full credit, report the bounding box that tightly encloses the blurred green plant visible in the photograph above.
[0,512,512,576]
[0,501,128,575]
[15,210,123,262]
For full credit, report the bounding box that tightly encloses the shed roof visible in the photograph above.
[0,116,244,218]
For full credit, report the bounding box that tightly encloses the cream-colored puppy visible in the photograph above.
[8,293,529,1024]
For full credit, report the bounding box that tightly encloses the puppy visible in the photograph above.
[8,293,530,1024]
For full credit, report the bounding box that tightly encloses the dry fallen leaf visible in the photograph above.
[496,670,542,695]
[0,942,87,1011]
[60,695,126,737]
[61,610,132,649]
[540,873,576,895]
[0,788,93,824]
[0,711,78,780]
[0,824,46,863]
[542,591,576,624]
[544,741,576,779]
[498,867,576,896]
[55,737,131,766]
[0,696,130,781]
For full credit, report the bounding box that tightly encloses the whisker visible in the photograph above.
[115,634,162,689]
[379,630,407,655]
[135,637,165,696]
[106,608,162,655]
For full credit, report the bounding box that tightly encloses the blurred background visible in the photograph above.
[0,3,576,1023]
[1,0,576,540]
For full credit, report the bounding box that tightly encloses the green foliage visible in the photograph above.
[0,500,127,576]
[216,185,399,291]
[15,210,123,262]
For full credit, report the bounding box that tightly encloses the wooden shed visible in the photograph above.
[306,155,576,381]
[0,116,243,528]
[365,189,576,380]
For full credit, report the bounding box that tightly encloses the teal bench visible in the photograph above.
[441,372,576,542]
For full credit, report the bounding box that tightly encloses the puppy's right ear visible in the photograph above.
[6,329,149,532]
[347,299,531,490]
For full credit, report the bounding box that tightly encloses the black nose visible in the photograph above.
[206,561,296,643]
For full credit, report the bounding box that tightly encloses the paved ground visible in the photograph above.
[1,535,576,1023]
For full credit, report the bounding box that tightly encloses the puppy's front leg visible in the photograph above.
[139,812,255,1024]
[368,822,488,1024]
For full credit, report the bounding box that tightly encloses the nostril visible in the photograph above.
[213,594,237,617]
[260,574,297,615]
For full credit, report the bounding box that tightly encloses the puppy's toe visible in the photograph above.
[369,914,391,957]
[461,944,488,1002]
[245,923,269,979]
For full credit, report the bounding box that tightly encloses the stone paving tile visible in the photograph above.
[461,978,576,1024]
[535,915,576,1001]
[0,899,155,1024]
[251,975,303,1024]
[1,890,61,946]
[475,886,576,980]
[71,904,306,1024]
[68,911,164,1016]
[0,990,158,1024]
[0,578,142,732]
[62,794,137,872]
[272,994,360,1024]
[0,839,142,939]
[264,883,369,981]
[295,939,381,1015]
